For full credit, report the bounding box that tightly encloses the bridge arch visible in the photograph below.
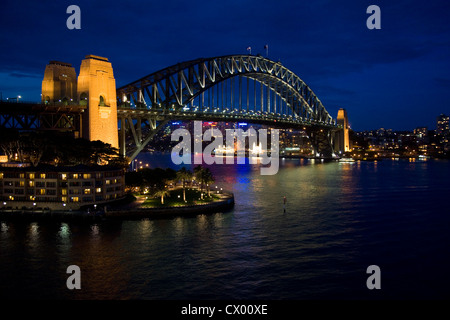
[116,55,338,160]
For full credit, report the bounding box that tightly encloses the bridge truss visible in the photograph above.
[117,55,341,161]
[0,101,84,134]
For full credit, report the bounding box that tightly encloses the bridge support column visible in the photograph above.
[119,116,126,157]
[308,127,336,159]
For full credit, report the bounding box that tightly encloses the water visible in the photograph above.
[1,156,450,300]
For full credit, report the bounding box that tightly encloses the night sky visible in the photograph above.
[1,0,449,131]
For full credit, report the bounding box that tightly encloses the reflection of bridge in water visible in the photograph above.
[0,54,350,161]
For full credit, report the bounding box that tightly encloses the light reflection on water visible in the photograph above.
[1,156,450,299]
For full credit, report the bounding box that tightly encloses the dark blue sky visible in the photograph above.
[1,0,449,131]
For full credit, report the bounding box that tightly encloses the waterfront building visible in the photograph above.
[0,165,125,210]
[437,114,449,136]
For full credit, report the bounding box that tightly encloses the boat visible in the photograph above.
[338,157,355,162]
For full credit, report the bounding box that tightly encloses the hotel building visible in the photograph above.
[0,165,124,210]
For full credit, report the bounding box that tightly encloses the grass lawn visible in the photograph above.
[142,188,221,208]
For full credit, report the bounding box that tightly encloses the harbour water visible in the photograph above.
[1,155,449,300]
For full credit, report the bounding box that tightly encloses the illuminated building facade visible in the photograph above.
[437,114,449,135]
[0,165,124,210]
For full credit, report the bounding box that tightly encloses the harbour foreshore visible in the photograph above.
[0,192,235,221]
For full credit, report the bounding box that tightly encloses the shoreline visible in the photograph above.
[0,192,235,222]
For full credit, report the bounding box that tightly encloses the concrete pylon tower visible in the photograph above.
[77,55,119,149]
[41,61,77,104]
[336,108,351,153]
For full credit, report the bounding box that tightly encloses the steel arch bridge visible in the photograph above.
[116,54,340,160]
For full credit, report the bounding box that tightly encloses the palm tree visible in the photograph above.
[202,168,215,197]
[177,167,192,202]
[194,165,204,194]
[154,187,170,205]
[194,166,214,199]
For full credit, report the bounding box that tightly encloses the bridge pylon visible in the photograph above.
[77,55,119,150]
[307,126,337,159]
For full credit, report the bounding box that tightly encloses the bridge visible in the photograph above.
[0,54,349,162]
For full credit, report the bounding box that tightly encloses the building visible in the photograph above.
[437,114,449,135]
[0,165,125,210]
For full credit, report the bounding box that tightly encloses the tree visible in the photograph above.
[177,167,192,202]
[154,187,170,205]
[0,128,20,161]
[194,165,215,199]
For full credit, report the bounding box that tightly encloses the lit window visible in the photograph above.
[62,197,67,202]
[96,188,102,193]
[19,173,25,179]
[106,180,110,185]
[73,174,79,179]
[83,174,91,179]
[61,174,67,180]
[72,197,79,202]
[40,189,46,195]
[29,173,35,179]
[29,181,34,187]
[84,189,91,195]
[0,173,3,179]
[61,189,67,195]
[19,181,25,187]
[40,173,46,179]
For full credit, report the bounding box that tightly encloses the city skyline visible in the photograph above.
[1,0,449,131]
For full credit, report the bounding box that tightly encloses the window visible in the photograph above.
[0,173,3,179]
[80,92,88,106]
[61,189,67,195]
[19,173,25,179]
[15,181,25,187]
[39,189,46,195]
[71,197,79,203]
[99,95,106,106]
[62,197,67,203]
[96,188,102,193]
[29,180,34,187]
[84,189,91,195]
[29,173,35,179]
[61,173,67,180]
[83,174,91,179]
[40,173,46,179]
[105,180,110,185]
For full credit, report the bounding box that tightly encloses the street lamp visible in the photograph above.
[17,95,22,102]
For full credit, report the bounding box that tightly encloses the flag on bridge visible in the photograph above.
[264,44,269,56]
[247,47,252,54]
